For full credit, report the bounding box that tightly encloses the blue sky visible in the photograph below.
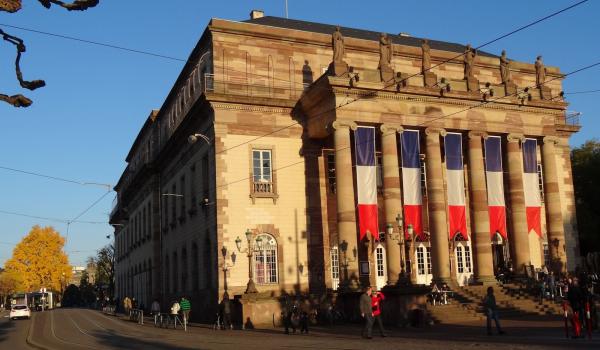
[1,0,598,268]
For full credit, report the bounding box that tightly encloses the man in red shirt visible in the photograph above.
[371,290,387,337]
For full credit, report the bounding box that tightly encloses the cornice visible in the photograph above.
[211,102,292,114]
[331,88,566,116]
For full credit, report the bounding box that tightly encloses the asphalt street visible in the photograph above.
[0,308,598,350]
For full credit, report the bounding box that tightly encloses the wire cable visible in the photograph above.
[0,165,111,189]
[0,209,106,224]
[564,88,600,95]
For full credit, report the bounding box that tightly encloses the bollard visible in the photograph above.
[586,301,592,340]
[563,301,569,339]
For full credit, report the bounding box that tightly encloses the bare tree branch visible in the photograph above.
[0,0,22,13]
[38,0,99,11]
[0,94,32,107]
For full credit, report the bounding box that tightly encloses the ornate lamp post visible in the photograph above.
[387,213,406,274]
[220,246,236,292]
[339,240,357,286]
[235,229,263,294]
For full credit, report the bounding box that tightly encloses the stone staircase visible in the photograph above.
[427,281,563,325]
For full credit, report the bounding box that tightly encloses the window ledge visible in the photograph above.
[250,192,279,204]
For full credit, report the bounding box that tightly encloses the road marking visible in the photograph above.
[50,309,100,350]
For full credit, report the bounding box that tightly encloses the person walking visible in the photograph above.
[282,295,296,334]
[180,297,191,329]
[371,290,386,337]
[170,300,181,329]
[151,299,161,325]
[221,292,233,330]
[567,278,584,338]
[483,287,505,335]
[360,286,374,339]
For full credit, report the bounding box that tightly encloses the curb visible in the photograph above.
[26,312,53,350]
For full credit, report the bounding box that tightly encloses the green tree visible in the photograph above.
[93,244,115,300]
[4,225,72,292]
[572,139,600,254]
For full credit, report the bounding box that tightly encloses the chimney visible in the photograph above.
[250,10,264,20]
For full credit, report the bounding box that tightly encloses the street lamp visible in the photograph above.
[387,213,407,273]
[339,240,357,285]
[235,229,263,294]
[187,133,211,145]
[220,246,236,292]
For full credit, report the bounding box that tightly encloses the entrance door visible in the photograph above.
[455,241,474,286]
[491,233,507,275]
[415,243,433,285]
[374,244,387,290]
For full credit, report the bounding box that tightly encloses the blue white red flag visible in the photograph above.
[484,136,507,239]
[354,126,379,241]
[522,138,542,237]
[444,133,468,240]
[401,130,424,240]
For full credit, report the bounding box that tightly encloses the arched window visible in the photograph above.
[254,233,278,284]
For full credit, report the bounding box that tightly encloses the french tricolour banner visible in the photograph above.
[523,138,542,237]
[401,130,423,240]
[355,126,379,241]
[445,133,468,240]
[484,136,507,238]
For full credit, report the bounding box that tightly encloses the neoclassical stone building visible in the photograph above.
[110,10,580,323]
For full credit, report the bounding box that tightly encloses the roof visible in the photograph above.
[243,16,497,58]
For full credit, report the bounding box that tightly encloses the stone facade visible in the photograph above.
[110,12,580,325]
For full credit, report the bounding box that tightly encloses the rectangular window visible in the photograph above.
[537,163,545,202]
[465,246,472,273]
[376,246,385,277]
[326,153,336,194]
[330,247,339,290]
[417,247,425,275]
[457,246,464,273]
[189,164,197,213]
[420,154,427,197]
[426,247,432,274]
[179,175,186,221]
[142,208,146,242]
[202,155,209,205]
[251,149,275,195]
[171,184,177,226]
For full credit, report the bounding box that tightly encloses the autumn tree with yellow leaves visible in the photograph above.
[4,225,72,292]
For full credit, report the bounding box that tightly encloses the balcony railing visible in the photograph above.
[253,181,274,194]
[204,73,304,100]
[555,110,581,131]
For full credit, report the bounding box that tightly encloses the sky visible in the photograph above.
[1,0,598,269]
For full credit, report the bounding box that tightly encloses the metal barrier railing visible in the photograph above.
[129,308,144,325]
[102,305,117,316]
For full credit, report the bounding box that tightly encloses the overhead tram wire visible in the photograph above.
[214,58,600,193]
[0,165,112,190]
[564,88,600,95]
[0,209,106,224]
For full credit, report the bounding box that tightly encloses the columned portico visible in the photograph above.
[467,131,495,283]
[542,136,567,272]
[331,120,360,290]
[506,133,531,272]
[425,127,452,284]
[380,124,404,285]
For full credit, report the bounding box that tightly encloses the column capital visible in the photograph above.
[331,120,358,131]
[543,136,560,146]
[468,130,488,140]
[507,133,525,143]
[425,127,447,137]
[380,124,404,135]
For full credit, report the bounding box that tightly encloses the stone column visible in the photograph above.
[467,131,495,283]
[331,120,360,290]
[506,133,531,273]
[542,136,567,272]
[380,124,404,285]
[425,127,451,284]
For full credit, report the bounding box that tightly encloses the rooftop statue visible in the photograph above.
[500,50,512,84]
[332,26,345,63]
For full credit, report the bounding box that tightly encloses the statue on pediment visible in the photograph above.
[500,50,512,84]
[421,39,431,74]
[332,26,345,63]
[535,55,546,87]
[464,44,477,80]
[379,33,392,68]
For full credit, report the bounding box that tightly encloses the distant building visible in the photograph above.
[111,10,580,325]
[69,266,86,286]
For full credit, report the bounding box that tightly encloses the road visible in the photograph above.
[0,308,598,349]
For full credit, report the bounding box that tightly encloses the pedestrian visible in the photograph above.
[180,296,191,328]
[299,307,309,334]
[371,290,386,337]
[151,299,161,325]
[547,271,556,301]
[281,295,296,334]
[360,286,374,339]
[123,296,132,317]
[567,278,584,338]
[220,292,233,330]
[539,277,547,304]
[483,286,505,335]
[170,300,181,328]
